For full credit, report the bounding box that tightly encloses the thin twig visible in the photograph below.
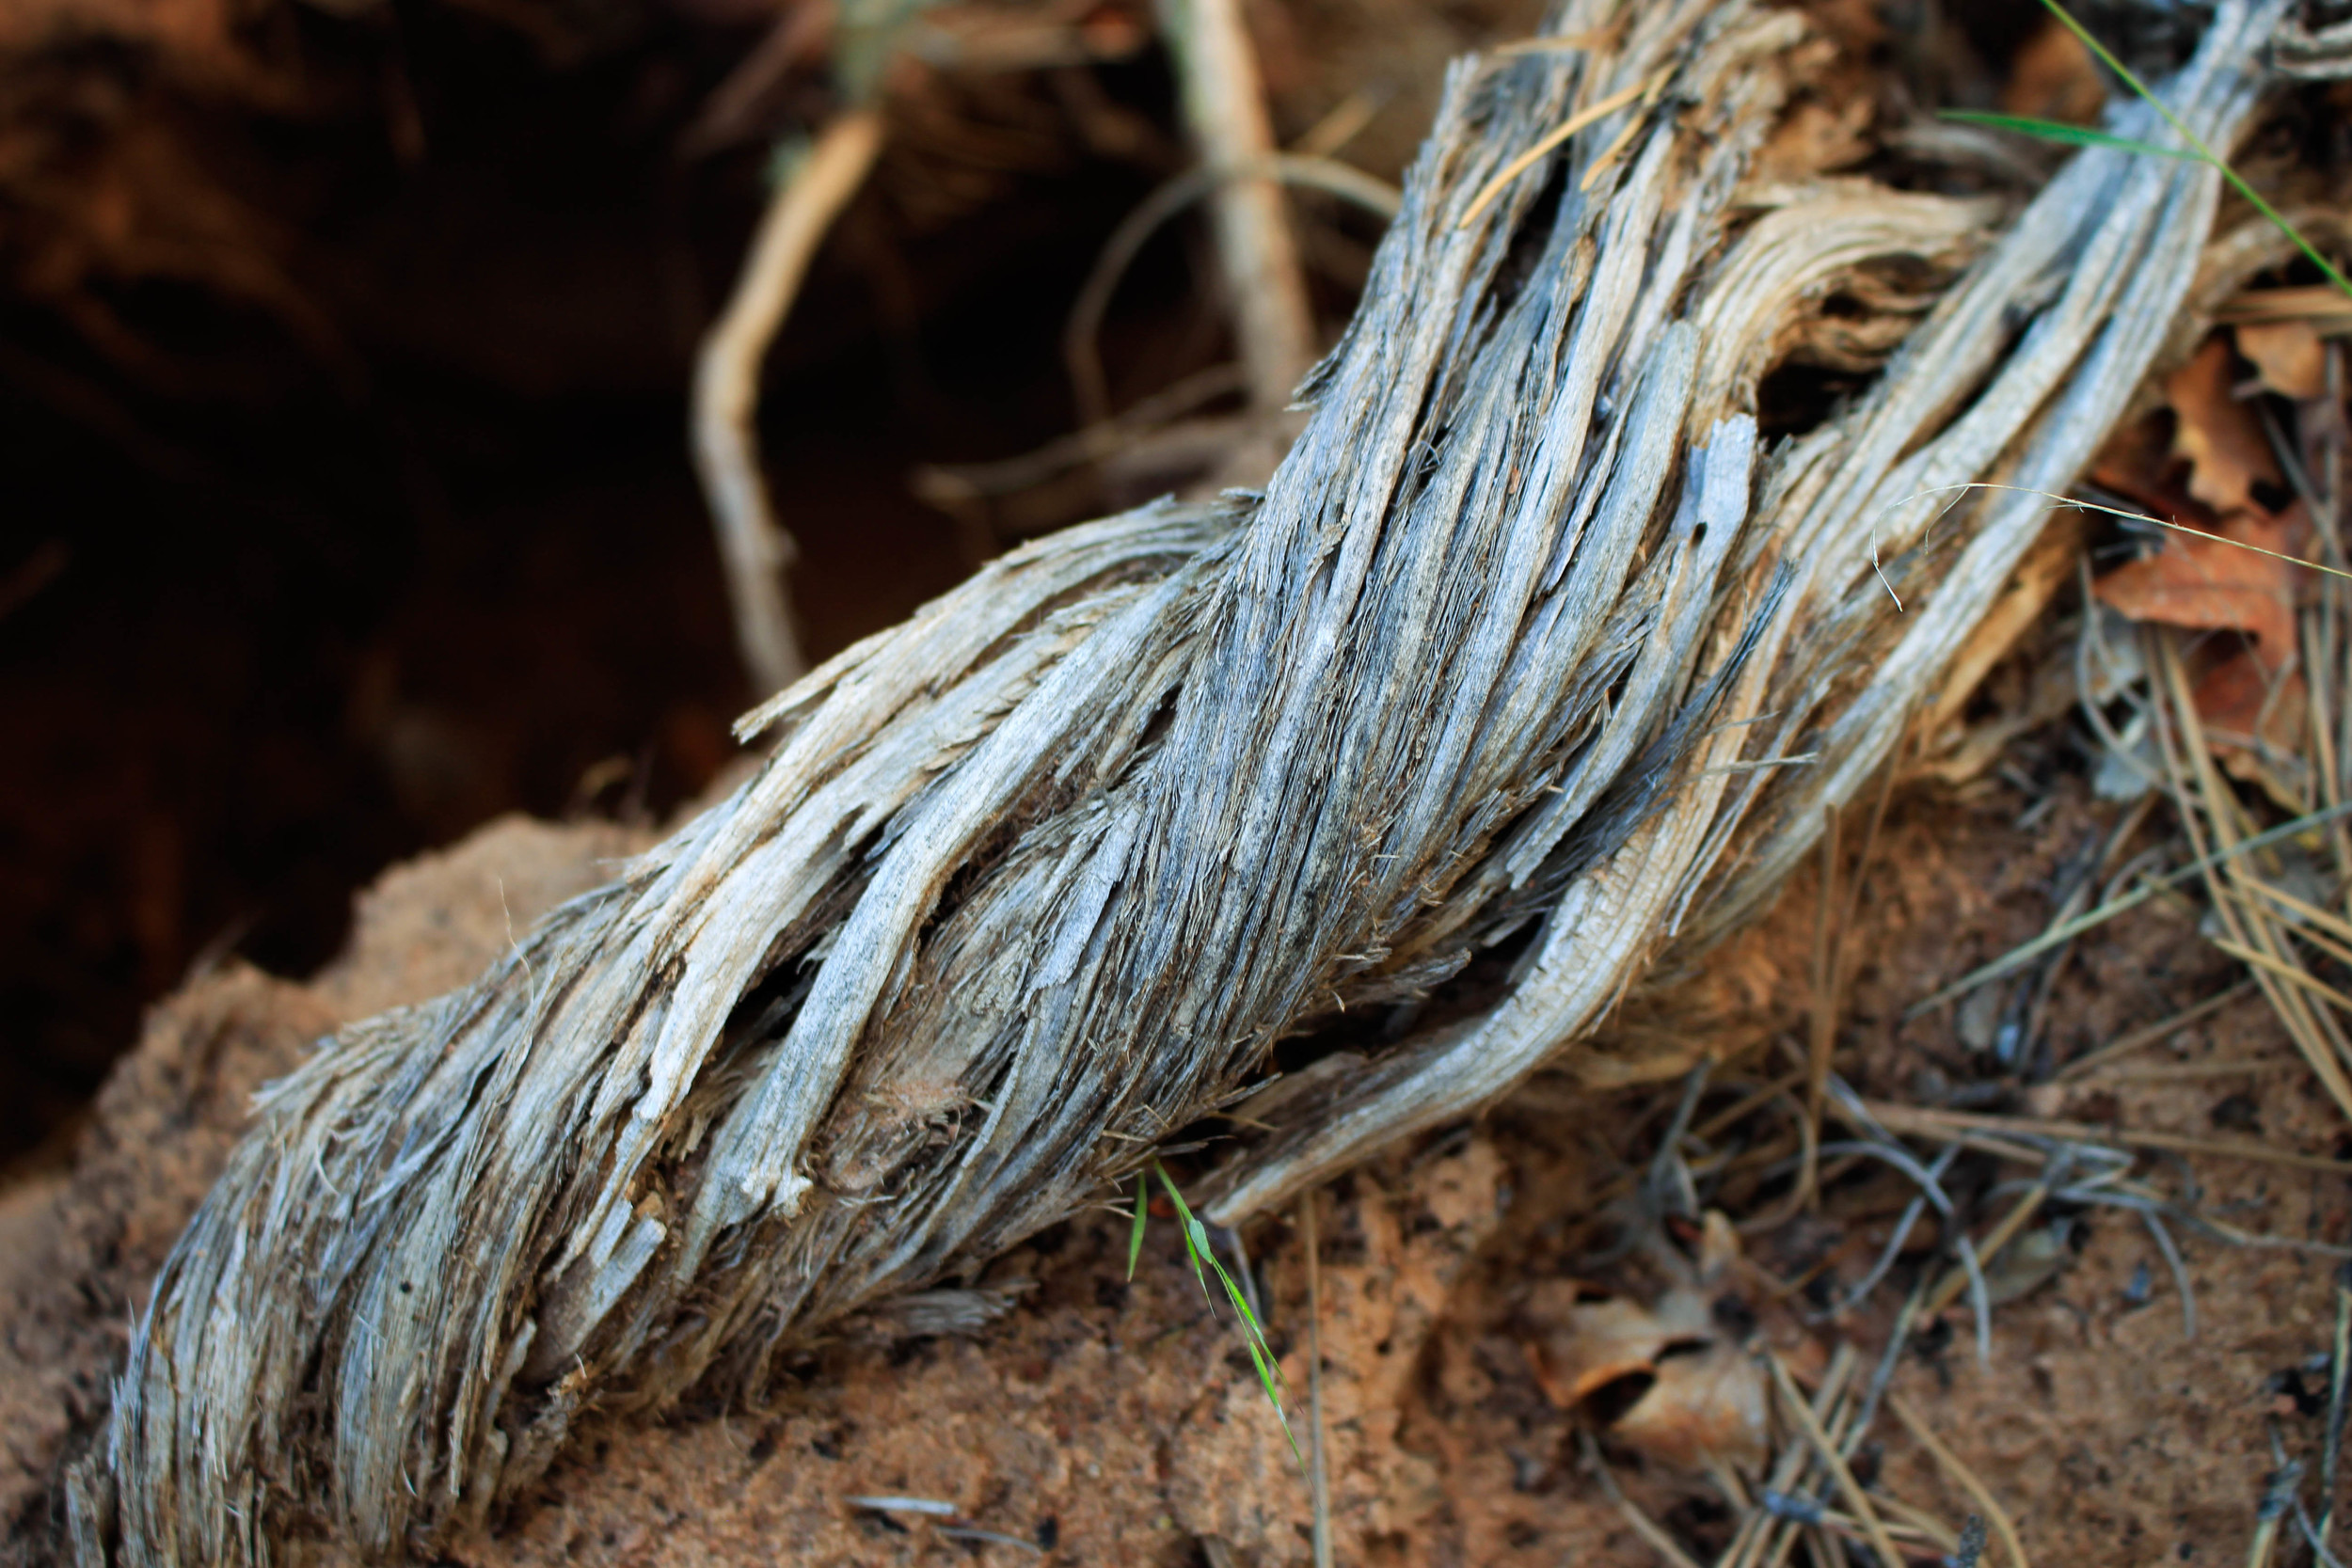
[692,112,884,693]
[1061,155,1400,427]
[1842,1283,1927,1465]
[1155,0,1316,412]
[1827,1148,1958,1320]
[2138,1205,2200,1339]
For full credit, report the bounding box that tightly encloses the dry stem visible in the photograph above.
[1154,0,1315,411]
[691,110,883,694]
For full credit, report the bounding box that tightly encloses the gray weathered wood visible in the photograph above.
[81,0,2287,1560]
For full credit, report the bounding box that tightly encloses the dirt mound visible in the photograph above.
[7,773,2341,1565]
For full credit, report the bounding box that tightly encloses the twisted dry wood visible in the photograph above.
[78,0,2286,1560]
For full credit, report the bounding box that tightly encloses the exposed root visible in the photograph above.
[73,1,2297,1560]
[691,110,885,695]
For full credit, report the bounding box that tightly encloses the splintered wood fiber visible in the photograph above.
[78,0,2290,1560]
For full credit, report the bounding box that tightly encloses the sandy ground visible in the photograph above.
[6,765,2346,1566]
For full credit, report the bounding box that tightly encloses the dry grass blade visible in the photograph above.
[2126,506,2352,579]
[1714,1345,1856,1568]
[1855,1100,2352,1175]
[1456,69,1665,229]
[1490,27,1614,57]
[2152,632,2352,1122]
[1906,801,2352,1017]
[2055,980,2255,1080]
[1577,69,1672,193]
[1887,1395,2031,1568]
[1765,1351,1905,1568]
[2220,284,2352,325]
[692,111,883,693]
[1921,1187,2048,1319]
[1300,1194,1332,1568]
[2072,1058,2296,1084]
[2208,936,2352,1013]
[2233,877,2352,958]
[1870,1494,1963,1556]
[1580,1430,1707,1568]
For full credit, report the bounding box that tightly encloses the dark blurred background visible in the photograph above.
[0,0,1536,1166]
[0,0,2086,1168]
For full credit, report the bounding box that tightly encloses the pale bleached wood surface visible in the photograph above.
[81,0,2286,1560]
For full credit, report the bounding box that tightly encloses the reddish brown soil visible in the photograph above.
[4,0,2332,1560]
[5,752,2344,1566]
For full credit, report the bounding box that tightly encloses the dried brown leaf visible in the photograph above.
[2094,329,2315,760]
[2236,319,2328,400]
[2000,16,2106,126]
[2094,499,2309,768]
[1521,1215,1792,1472]
[2166,335,2283,514]
[2199,652,2306,786]
[2093,506,2303,670]
[1526,1285,1772,1471]
[2089,406,2197,520]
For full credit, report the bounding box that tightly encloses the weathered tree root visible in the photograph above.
[77,0,2287,1560]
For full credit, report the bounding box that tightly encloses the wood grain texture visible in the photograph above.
[79,0,2287,1560]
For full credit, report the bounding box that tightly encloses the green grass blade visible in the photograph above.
[1191,1218,1295,1407]
[1202,1234,1268,1338]
[1149,1160,1303,1467]
[2033,0,2352,299]
[1154,1162,1216,1304]
[1939,110,2194,160]
[1125,1170,1149,1281]
[1240,1335,1304,1463]
[1200,1236,1278,1361]
[1200,1228,1300,1463]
